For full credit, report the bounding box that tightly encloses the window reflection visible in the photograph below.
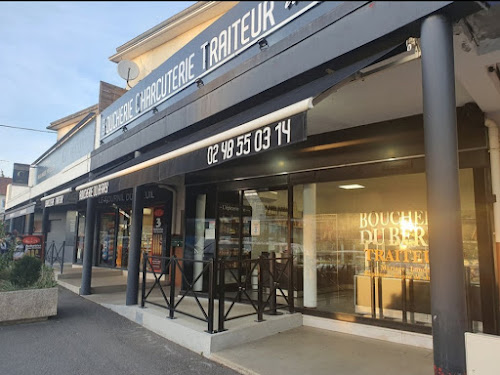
[293,169,481,330]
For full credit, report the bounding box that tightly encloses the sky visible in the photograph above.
[0,1,196,178]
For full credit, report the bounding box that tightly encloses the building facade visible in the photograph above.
[5,2,500,374]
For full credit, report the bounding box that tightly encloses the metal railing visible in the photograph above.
[141,252,295,333]
[45,241,66,274]
[141,255,216,333]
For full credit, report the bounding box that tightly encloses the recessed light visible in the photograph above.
[339,184,365,190]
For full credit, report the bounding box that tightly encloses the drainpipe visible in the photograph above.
[485,118,500,289]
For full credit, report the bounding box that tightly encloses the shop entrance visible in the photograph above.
[216,188,289,289]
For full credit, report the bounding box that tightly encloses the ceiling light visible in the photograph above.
[339,184,365,190]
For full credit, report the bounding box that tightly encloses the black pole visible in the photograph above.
[218,260,226,332]
[269,252,277,315]
[207,259,215,333]
[126,186,145,305]
[80,197,96,295]
[421,14,467,374]
[41,203,49,262]
[27,213,35,235]
[401,268,407,323]
[257,256,264,322]
[169,256,176,319]
[141,254,147,308]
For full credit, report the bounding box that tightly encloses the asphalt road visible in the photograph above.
[0,287,238,375]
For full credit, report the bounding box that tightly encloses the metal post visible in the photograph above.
[402,268,407,323]
[257,256,264,322]
[80,197,95,295]
[421,14,467,374]
[126,186,144,305]
[218,259,226,332]
[27,213,35,235]
[169,256,176,319]
[370,260,376,319]
[207,259,215,333]
[41,203,49,263]
[378,276,384,319]
[269,252,277,315]
[409,278,415,324]
[61,241,65,274]
[141,253,147,308]
[288,252,295,313]
[465,267,472,332]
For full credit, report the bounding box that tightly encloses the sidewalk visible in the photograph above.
[58,267,434,375]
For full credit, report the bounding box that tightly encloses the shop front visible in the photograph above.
[73,2,496,372]
[78,185,173,272]
[183,102,495,334]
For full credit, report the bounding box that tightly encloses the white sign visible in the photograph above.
[251,220,261,236]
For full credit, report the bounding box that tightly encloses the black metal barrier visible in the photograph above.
[141,252,295,333]
[45,241,65,274]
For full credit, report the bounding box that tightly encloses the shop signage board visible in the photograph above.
[79,112,306,201]
[12,163,29,185]
[99,1,328,141]
[203,112,306,168]
[43,191,78,208]
[18,235,44,260]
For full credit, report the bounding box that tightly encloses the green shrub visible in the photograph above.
[9,256,42,287]
[33,265,57,289]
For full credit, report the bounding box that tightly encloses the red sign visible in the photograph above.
[22,236,41,245]
[20,235,44,260]
[154,208,164,217]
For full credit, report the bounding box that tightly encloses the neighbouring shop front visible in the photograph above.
[75,186,173,272]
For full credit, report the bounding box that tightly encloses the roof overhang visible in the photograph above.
[109,1,238,63]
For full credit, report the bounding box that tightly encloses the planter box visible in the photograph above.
[466,332,500,375]
[0,287,58,324]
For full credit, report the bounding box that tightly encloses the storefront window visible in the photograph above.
[98,212,116,267]
[75,213,85,264]
[116,209,131,268]
[293,169,480,329]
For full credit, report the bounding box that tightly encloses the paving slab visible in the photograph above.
[212,326,434,375]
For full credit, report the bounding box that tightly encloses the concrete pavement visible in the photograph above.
[0,287,238,375]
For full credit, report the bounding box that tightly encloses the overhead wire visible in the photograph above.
[0,124,54,134]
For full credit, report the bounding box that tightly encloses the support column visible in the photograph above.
[27,213,35,235]
[126,186,144,305]
[421,14,467,374]
[194,194,206,292]
[80,197,96,295]
[303,183,317,308]
[41,203,50,262]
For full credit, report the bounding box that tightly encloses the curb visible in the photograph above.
[209,353,261,375]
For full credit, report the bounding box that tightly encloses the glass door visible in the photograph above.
[116,209,131,269]
[98,212,117,267]
[217,191,242,289]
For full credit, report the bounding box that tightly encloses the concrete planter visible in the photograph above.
[0,287,58,324]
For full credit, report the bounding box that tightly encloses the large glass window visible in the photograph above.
[98,212,116,267]
[293,169,480,329]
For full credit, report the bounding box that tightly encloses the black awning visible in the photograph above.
[5,202,35,220]
[79,43,401,199]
